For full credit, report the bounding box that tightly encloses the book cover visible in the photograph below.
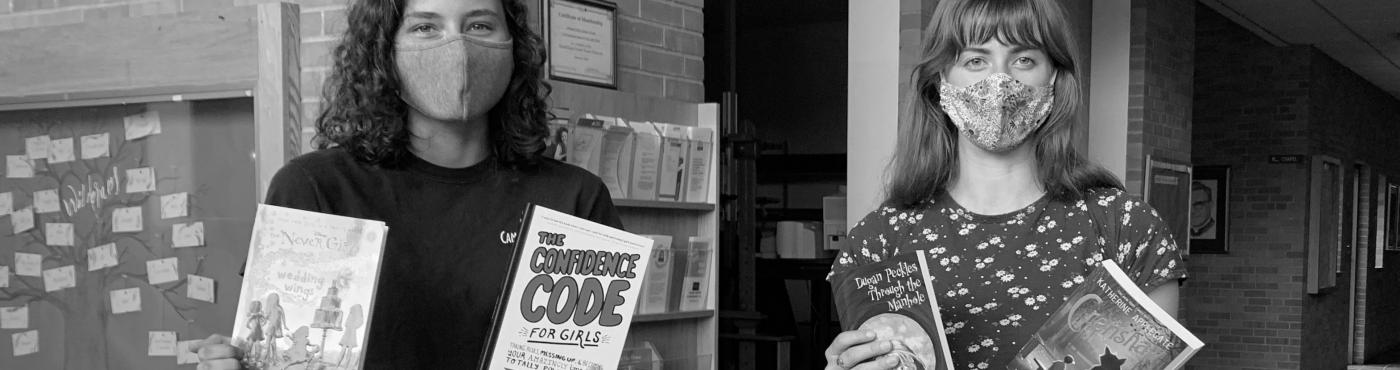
[683,127,712,203]
[1010,260,1204,370]
[636,235,674,314]
[567,116,607,174]
[599,120,635,199]
[480,205,654,370]
[677,237,712,311]
[831,250,954,370]
[655,123,689,202]
[230,204,389,370]
[628,121,663,201]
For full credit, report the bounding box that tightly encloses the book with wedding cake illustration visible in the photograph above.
[480,205,654,370]
[1010,260,1204,370]
[230,204,389,370]
[831,249,955,370]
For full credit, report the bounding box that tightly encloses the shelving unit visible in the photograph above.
[551,81,719,370]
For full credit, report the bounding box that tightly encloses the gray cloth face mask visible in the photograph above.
[395,35,514,122]
[937,73,1055,153]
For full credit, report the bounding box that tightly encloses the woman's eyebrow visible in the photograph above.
[463,9,502,18]
[403,11,442,20]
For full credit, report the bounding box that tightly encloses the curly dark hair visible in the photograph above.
[313,0,551,167]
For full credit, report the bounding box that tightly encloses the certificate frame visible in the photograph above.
[1142,155,1193,255]
[544,0,618,89]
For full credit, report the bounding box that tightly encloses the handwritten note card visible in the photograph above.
[15,253,41,277]
[12,330,37,356]
[25,135,50,160]
[147,257,179,285]
[33,189,60,214]
[88,243,120,271]
[113,206,144,233]
[11,206,34,234]
[187,274,215,303]
[160,192,188,219]
[126,167,156,193]
[81,133,110,160]
[0,305,26,329]
[148,331,177,356]
[43,265,76,292]
[0,266,8,288]
[46,222,74,246]
[172,222,205,248]
[111,288,141,314]
[125,110,163,140]
[0,192,11,215]
[176,340,201,364]
[49,137,75,163]
[6,155,34,178]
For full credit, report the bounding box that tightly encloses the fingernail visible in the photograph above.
[864,331,876,339]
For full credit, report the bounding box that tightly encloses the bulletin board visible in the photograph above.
[0,97,257,369]
[0,2,302,369]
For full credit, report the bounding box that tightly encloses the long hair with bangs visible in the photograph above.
[885,0,1122,209]
[313,0,551,167]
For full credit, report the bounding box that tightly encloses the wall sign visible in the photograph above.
[545,0,617,88]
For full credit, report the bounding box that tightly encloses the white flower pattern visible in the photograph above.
[828,188,1186,368]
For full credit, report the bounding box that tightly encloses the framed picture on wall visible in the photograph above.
[1307,155,1343,294]
[1143,155,1193,255]
[1189,166,1230,254]
[543,0,618,88]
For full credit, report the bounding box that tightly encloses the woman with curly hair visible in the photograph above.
[191,0,620,368]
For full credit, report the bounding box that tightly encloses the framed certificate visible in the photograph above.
[545,0,617,88]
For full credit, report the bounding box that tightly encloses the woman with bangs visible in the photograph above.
[825,0,1186,369]
[191,0,620,368]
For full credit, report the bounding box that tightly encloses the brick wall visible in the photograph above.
[1186,5,1311,369]
[1188,4,1400,369]
[1307,48,1400,364]
[1125,0,1194,195]
[0,0,704,154]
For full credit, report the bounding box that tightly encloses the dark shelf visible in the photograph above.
[614,199,716,211]
[757,153,845,184]
[633,309,715,323]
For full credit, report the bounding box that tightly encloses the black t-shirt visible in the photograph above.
[262,148,622,368]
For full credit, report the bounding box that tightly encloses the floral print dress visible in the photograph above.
[829,188,1188,369]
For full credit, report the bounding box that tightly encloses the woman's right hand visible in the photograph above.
[191,334,244,370]
[824,330,900,370]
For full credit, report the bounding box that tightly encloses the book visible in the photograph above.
[1010,260,1204,370]
[567,116,607,174]
[480,205,654,370]
[831,250,955,370]
[636,235,675,314]
[628,121,663,201]
[677,237,712,311]
[599,118,636,199]
[683,127,713,203]
[230,204,389,370]
[656,123,690,202]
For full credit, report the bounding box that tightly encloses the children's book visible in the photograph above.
[480,205,654,370]
[1010,260,1204,370]
[230,204,389,370]
[831,250,954,370]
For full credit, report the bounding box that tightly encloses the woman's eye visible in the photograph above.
[1013,57,1036,67]
[466,22,496,35]
[964,58,986,69]
[408,23,438,34]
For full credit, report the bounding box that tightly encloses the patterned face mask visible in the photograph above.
[937,73,1055,153]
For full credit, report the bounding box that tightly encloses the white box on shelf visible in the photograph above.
[823,186,848,251]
